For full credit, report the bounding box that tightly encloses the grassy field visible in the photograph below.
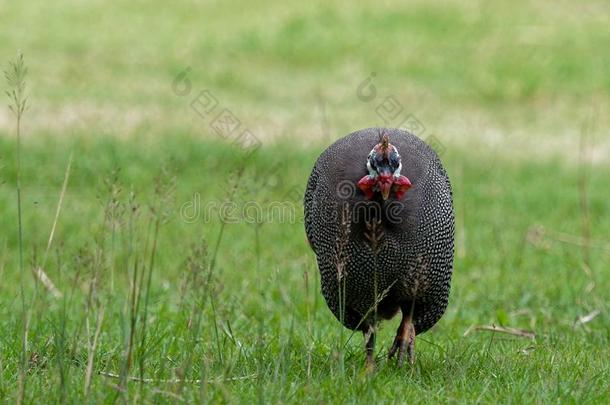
[1,0,610,403]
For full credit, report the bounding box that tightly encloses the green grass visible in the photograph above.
[0,135,608,403]
[2,0,610,141]
[1,0,610,403]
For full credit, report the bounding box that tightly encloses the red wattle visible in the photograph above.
[357,175,376,200]
[393,175,412,200]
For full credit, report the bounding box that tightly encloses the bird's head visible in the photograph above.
[357,134,412,200]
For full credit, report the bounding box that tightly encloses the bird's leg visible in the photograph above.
[388,309,416,367]
[364,326,376,373]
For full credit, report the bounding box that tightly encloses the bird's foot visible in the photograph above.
[364,326,377,374]
[388,322,415,367]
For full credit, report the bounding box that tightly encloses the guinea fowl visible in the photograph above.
[304,128,454,368]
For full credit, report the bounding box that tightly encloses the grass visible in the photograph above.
[0,134,608,403]
[2,0,610,143]
[1,0,610,403]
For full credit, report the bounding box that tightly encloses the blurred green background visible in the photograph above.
[1,0,609,403]
[2,0,609,150]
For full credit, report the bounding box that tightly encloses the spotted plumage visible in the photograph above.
[304,128,455,367]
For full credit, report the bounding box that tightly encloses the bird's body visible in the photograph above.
[304,128,454,367]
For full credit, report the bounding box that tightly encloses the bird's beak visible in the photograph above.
[378,174,393,200]
[380,182,392,200]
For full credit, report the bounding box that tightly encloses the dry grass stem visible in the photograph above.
[99,371,258,384]
[464,325,536,339]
